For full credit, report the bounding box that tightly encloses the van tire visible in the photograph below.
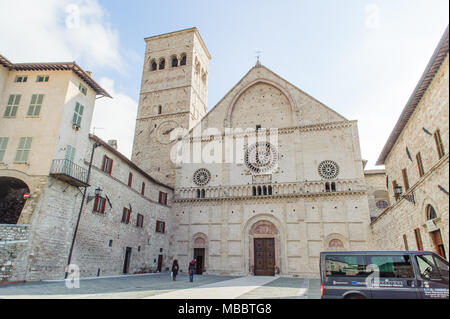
[345,294,366,299]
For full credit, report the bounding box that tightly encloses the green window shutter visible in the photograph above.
[4,106,11,117]
[0,137,9,162]
[73,102,83,126]
[65,145,76,162]
[15,137,32,162]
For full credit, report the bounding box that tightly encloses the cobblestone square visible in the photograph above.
[0,273,321,299]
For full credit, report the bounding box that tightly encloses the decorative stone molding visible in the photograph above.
[185,120,356,143]
[175,179,367,202]
[250,220,279,235]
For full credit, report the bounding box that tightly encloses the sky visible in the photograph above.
[0,0,448,169]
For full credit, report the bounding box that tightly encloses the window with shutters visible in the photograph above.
[401,168,410,191]
[14,75,27,83]
[0,137,8,162]
[156,220,165,233]
[36,75,49,82]
[14,137,32,163]
[93,196,106,214]
[27,94,44,117]
[79,83,87,95]
[414,228,423,251]
[122,207,131,224]
[72,102,84,128]
[141,182,145,196]
[4,94,21,117]
[403,234,409,251]
[102,155,113,175]
[434,129,445,159]
[137,214,144,227]
[159,191,168,205]
[128,172,133,187]
[416,152,425,177]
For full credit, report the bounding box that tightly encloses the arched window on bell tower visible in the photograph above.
[150,59,157,71]
[180,53,187,66]
[159,58,165,70]
[171,55,178,67]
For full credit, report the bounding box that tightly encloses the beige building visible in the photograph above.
[0,55,173,282]
[132,28,373,277]
[370,26,449,260]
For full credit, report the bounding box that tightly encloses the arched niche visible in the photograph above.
[225,79,299,128]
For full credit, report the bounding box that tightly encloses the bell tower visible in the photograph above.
[132,28,211,187]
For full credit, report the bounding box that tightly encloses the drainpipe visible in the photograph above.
[65,142,102,279]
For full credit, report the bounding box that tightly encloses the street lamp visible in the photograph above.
[394,185,403,199]
[86,187,103,203]
[394,184,415,205]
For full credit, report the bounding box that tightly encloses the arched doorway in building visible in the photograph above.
[249,220,280,276]
[193,233,208,275]
[0,177,30,224]
[426,204,446,259]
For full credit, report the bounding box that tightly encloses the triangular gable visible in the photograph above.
[187,63,348,136]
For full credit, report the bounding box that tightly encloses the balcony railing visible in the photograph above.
[50,159,89,187]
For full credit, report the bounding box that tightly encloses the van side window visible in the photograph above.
[367,255,414,278]
[325,255,368,277]
[433,256,449,282]
[416,255,442,281]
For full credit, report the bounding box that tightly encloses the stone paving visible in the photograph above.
[0,273,321,299]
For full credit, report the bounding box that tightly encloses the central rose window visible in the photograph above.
[245,142,278,174]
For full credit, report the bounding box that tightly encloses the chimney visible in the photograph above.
[108,140,118,150]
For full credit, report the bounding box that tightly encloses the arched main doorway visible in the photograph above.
[193,233,208,275]
[249,220,280,276]
[0,177,30,224]
[426,204,446,259]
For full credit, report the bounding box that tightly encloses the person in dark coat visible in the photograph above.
[188,259,196,282]
[171,259,179,281]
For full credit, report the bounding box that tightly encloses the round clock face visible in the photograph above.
[156,120,179,144]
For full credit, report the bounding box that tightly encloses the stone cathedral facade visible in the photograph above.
[132,28,371,277]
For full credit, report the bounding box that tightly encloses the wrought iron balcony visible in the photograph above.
[50,159,89,187]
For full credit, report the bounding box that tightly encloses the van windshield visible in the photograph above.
[325,255,368,277]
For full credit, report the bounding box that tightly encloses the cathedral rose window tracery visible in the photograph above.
[245,142,278,174]
[318,160,340,180]
[193,168,211,186]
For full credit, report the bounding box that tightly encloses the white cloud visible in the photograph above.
[0,0,137,158]
[91,77,138,159]
[0,0,122,70]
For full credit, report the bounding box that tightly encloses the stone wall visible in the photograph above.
[364,170,390,220]
[0,224,30,283]
[370,159,449,258]
[370,53,449,259]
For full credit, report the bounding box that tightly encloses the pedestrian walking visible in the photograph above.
[188,259,196,282]
[171,259,179,281]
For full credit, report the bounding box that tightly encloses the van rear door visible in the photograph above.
[366,254,419,299]
[414,253,449,299]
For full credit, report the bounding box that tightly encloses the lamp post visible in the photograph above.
[394,184,415,205]
[87,187,103,203]
[65,142,102,279]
